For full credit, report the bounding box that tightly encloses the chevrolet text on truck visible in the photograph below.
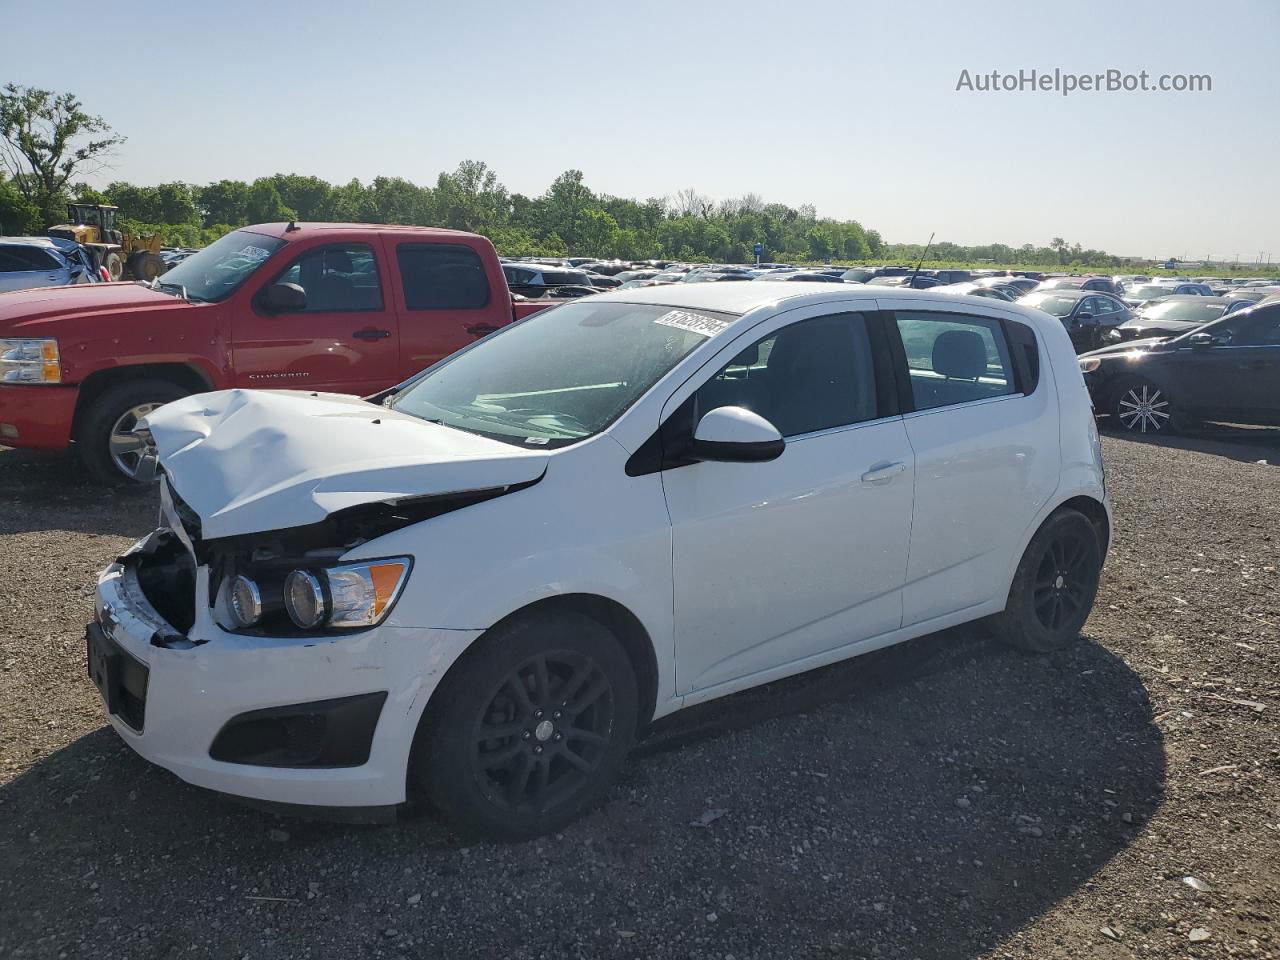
[0,223,552,481]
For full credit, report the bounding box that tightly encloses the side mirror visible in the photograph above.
[691,406,784,463]
[1075,312,1094,324]
[1188,332,1215,350]
[263,281,307,312]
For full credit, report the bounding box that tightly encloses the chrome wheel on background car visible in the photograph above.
[1114,380,1171,433]
[109,403,162,478]
[471,651,616,815]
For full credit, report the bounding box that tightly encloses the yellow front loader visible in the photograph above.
[47,204,166,281]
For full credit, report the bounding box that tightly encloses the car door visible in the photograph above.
[1176,308,1280,422]
[386,240,505,378]
[233,241,400,395]
[661,306,915,696]
[881,300,1060,626]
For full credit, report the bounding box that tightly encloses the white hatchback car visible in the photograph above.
[89,283,1110,838]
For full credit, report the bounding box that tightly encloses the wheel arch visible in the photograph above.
[71,362,215,437]
[479,593,660,733]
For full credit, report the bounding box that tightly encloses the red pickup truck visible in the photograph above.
[0,222,553,482]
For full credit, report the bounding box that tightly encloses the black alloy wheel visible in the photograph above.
[470,650,616,816]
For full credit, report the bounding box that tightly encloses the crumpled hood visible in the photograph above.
[144,389,548,539]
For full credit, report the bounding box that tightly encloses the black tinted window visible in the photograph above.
[0,246,59,270]
[892,312,1017,411]
[398,244,490,310]
[695,313,877,438]
[275,244,382,312]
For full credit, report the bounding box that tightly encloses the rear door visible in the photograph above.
[233,241,400,395]
[385,239,506,379]
[880,299,1060,626]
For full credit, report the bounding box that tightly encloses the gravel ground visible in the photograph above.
[0,429,1277,960]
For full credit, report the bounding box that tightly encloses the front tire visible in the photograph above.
[413,610,638,840]
[986,508,1102,653]
[1111,376,1174,434]
[76,379,187,484]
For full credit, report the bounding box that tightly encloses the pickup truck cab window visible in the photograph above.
[396,243,491,310]
[272,243,383,313]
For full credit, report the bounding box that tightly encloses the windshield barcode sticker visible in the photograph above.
[654,310,729,337]
[237,245,274,259]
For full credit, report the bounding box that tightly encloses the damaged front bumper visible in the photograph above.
[89,528,481,808]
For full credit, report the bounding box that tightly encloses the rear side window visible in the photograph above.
[694,312,878,438]
[891,312,1017,411]
[274,243,383,312]
[0,246,60,271]
[398,244,491,310]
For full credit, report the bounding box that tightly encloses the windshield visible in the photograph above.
[841,268,874,283]
[1021,293,1077,317]
[1129,285,1174,299]
[391,300,734,448]
[1138,300,1226,323]
[157,229,285,302]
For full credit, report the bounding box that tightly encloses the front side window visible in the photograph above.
[892,312,1017,411]
[397,243,490,310]
[392,301,731,447]
[273,243,382,313]
[694,313,878,438]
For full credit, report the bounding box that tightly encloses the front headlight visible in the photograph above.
[0,338,60,384]
[1079,358,1102,374]
[284,558,411,630]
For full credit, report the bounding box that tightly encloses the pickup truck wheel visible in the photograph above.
[413,611,638,840]
[77,380,187,484]
[985,508,1101,653]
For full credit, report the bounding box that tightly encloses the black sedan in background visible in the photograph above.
[1079,301,1280,433]
[1018,289,1134,352]
[1106,295,1254,343]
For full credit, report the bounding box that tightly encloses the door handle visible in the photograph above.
[352,328,391,341]
[861,461,906,484]
[467,323,499,337]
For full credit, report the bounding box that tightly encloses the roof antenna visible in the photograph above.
[286,220,300,232]
[910,232,935,288]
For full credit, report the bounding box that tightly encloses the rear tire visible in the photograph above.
[76,379,187,484]
[986,508,1102,653]
[127,251,165,282]
[413,610,638,840]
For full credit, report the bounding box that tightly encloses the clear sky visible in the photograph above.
[5,0,1277,260]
